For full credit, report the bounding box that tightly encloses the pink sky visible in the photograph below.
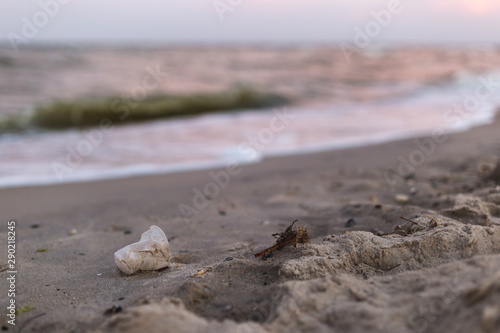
[1,0,500,45]
[436,0,500,14]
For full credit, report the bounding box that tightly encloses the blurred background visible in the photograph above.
[1,0,500,187]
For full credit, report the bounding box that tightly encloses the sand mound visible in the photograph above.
[270,255,500,333]
[280,216,500,280]
[97,297,268,333]
[441,194,498,226]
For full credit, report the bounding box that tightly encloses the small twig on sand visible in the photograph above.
[390,225,408,236]
[399,216,418,224]
[19,313,46,332]
[421,213,439,226]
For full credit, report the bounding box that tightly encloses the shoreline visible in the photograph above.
[1,115,500,332]
[2,114,499,218]
[2,103,498,191]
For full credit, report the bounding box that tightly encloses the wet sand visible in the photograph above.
[1,115,500,332]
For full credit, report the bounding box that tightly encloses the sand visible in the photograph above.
[1,116,500,332]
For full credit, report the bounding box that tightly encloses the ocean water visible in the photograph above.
[1,46,500,188]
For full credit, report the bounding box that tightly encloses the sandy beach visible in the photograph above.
[2,0,500,331]
[1,110,499,332]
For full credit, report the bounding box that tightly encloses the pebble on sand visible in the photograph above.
[345,218,356,228]
[395,194,410,204]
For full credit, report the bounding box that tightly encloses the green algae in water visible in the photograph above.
[0,84,288,134]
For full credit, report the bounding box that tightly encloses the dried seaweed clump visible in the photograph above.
[255,220,310,258]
